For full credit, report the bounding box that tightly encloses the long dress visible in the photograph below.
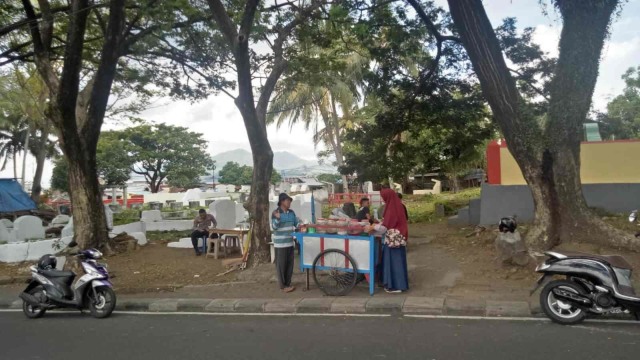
[381,244,409,291]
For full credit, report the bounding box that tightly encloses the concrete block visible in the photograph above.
[0,242,28,262]
[330,298,368,313]
[149,299,178,312]
[145,220,192,232]
[234,299,266,312]
[167,238,195,249]
[402,297,445,314]
[486,300,531,317]
[141,210,163,223]
[177,299,212,312]
[366,297,406,313]
[445,297,486,316]
[129,232,147,246]
[468,198,481,226]
[296,298,335,313]
[205,299,239,312]
[264,298,301,313]
[0,221,13,243]
[112,221,146,234]
[61,218,73,238]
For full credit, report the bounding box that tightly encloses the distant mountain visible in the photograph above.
[212,149,319,171]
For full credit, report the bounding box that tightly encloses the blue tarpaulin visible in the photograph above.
[0,179,36,213]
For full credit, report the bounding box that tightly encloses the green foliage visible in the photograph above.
[598,66,640,140]
[122,124,214,192]
[219,161,281,185]
[97,132,133,186]
[317,173,341,183]
[50,157,69,193]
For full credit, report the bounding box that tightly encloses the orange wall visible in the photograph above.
[500,141,640,185]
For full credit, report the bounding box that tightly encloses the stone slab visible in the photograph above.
[115,298,155,311]
[204,299,238,312]
[485,300,531,317]
[445,297,486,316]
[264,298,301,313]
[149,299,178,312]
[330,298,368,313]
[365,297,406,313]
[296,298,335,313]
[176,299,212,312]
[402,297,445,315]
[234,299,266,312]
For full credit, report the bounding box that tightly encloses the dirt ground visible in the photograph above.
[3,220,640,299]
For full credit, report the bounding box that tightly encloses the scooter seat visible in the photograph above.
[558,251,633,270]
[40,270,75,278]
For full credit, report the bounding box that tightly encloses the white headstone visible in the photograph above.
[181,188,202,203]
[235,203,247,223]
[141,210,163,223]
[0,221,13,243]
[13,215,45,242]
[364,181,374,194]
[0,218,13,229]
[62,218,74,238]
[50,215,70,226]
[214,199,236,229]
[104,204,114,231]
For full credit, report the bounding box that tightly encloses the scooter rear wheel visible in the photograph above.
[22,286,47,319]
[540,280,587,325]
[88,286,116,319]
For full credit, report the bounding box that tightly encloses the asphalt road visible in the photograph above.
[1,312,639,360]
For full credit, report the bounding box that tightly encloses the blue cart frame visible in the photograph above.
[293,232,378,296]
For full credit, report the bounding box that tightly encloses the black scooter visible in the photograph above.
[532,250,640,325]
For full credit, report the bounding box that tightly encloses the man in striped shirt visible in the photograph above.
[272,193,298,293]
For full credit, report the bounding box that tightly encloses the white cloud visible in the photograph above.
[532,24,561,57]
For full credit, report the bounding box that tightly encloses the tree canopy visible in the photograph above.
[121,124,214,192]
[219,161,281,186]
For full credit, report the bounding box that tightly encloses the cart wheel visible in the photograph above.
[312,249,358,296]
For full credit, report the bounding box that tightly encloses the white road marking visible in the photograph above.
[0,308,637,324]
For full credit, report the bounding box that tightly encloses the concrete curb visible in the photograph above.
[0,295,631,320]
[0,296,534,316]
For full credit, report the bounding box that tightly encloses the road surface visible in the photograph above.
[0,311,638,360]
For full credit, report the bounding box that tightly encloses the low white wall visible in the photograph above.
[144,192,230,205]
[0,237,74,263]
[144,220,192,232]
[112,221,146,234]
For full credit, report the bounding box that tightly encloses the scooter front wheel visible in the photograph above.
[540,280,587,325]
[88,286,116,319]
[22,286,47,319]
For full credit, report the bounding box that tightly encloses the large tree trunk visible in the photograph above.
[63,138,109,250]
[30,128,50,202]
[447,0,637,250]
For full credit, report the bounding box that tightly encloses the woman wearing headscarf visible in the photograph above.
[378,188,409,293]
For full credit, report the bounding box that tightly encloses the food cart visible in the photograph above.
[293,221,379,296]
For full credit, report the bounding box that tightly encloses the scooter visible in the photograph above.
[20,249,116,319]
[532,250,640,325]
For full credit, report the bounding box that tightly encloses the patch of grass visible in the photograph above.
[146,230,192,243]
[0,240,7,245]
[113,209,141,226]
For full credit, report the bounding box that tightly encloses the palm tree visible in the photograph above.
[0,115,29,179]
[268,36,368,193]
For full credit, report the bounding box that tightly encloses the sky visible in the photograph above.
[4,0,640,188]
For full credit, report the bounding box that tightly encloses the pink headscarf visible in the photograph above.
[381,188,409,239]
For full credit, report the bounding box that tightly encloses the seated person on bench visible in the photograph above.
[191,209,218,256]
